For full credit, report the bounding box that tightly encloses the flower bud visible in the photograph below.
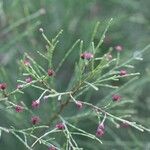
[48,69,55,76]
[80,52,94,60]
[23,60,30,66]
[115,45,123,52]
[25,76,32,83]
[119,69,127,76]
[112,94,121,102]
[76,101,83,109]
[15,105,23,112]
[32,100,40,109]
[55,123,65,130]
[31,116,40,125]
[96,128,105,137]
[17,84,23,89]
[0,83,7,90]
[98,123,105,130]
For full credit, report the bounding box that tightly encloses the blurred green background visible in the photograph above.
[0,0,150,150]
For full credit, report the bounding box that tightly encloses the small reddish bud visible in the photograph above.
[32,100,40,109]
[98,123,105,130]
[55,123,65,130]
[48,69,55,76]
[25,76,32,83]
[112,94,121,102]
[119,69,127,76]
[15,105,23,112]
[115,45,123,52]
[31,116,40,125]
[0,83,7,90]
[48,146,56,150]
[17,84,23,89]
[76,101,83,109]
[23,60,30,66]
[96,123,105,137]
[80,52,94,60]
[96,128,105,137]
